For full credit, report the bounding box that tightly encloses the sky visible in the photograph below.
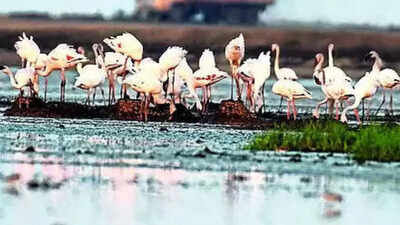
[0,0,399,26]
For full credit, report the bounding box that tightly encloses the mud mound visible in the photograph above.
[4,98,276,129]
[214,100,257,124]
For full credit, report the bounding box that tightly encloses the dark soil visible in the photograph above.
[4,97,277,129]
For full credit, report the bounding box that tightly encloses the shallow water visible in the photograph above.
[1,70,400,225]
[0,115,400,225]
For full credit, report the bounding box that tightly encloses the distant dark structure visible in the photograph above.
[134,0,275,24]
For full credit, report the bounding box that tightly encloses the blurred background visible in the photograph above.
[1,0,400,75]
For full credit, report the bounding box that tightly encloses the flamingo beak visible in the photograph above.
[0,65,5,70]
[364,53,373,62]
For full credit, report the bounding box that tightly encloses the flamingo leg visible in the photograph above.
[389,89,394,115]
[286,100,291,120]
[60,68,66,102]
[313,98,328,119]
[335,100,340,120]
[291,99,298,120]
[230,65,234,100]
[144,94,150,122]
[100,86,106,106]
[86,88,92,105]
[262,83,266,114]
[374,89,386,116]
[201,86,207,114]
[21,59,25,68]
[44,77,48,102]
[93,87,97,105]
[278,97,283,114]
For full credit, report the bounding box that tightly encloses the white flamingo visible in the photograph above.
[193,49,229,113]
[0,65,38,97]
[104,32,143,98]
[14,32,40,68]
[159,46,187,99]
[365,51,400,115]
[340,71,380,123]
[312,53,357,120]
[271,43,299,112]
[174,58,202,111]
[272,79,312,120]
[238,51,271,112]
[225,33,245,100]
[36,44,88,102]
[74,44,108,105]
[122,66,176,122]
[104,51,136,104]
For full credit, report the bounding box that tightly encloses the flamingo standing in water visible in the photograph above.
[364,51,400,116]
[36,44,88,102]
[74,44,109,105]
[238,51,271,112]
[14,32,40,68]
[272,79,312,120]
[104,32,143,98]
[0,65,38,97]
[193,49,229,113]
[159,46,187,98]
[225,33,245,100]
[312,53,357,120]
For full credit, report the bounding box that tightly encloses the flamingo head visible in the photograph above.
[0,65,10,74]
[314,53,324,67]
[365,51,379,62]
[77,46,85,55]
[328,43,335,51]
[271,43,279,52]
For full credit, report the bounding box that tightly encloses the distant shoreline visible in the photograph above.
[1,18,400,74]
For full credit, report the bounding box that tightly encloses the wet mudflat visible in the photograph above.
[0,116,400,225]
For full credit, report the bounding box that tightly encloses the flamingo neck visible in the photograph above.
[76,63,83,75]
[36,65,53,77]
[3,69,18,88]
[372,56,383,72]
[328,47,334,67]
[314,57,324,72]
[274,47,280,75]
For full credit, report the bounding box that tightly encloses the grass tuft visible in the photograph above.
[245,120,400,163]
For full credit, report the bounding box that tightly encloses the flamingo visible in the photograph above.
[159,46,187,99]
[122,65,176,122]
[225,33,245,100]
[74,44,108,105]
[104,52,136,104]
[174,58,202,111]
[0,65,38,97]
[14,32,40,68]
[104,33,143,98]
[272,79,312,120]
[271,43,299,112]
[238,51,271,112]
[193,49,229,113]
[365,51,400,115]
[36,44,88,102]
[312,53,357,120]
[340,71,380,123]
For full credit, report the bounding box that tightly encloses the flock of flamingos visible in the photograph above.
[1,32,399,123]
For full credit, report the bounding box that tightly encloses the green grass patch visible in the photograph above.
[245,120,400,163]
